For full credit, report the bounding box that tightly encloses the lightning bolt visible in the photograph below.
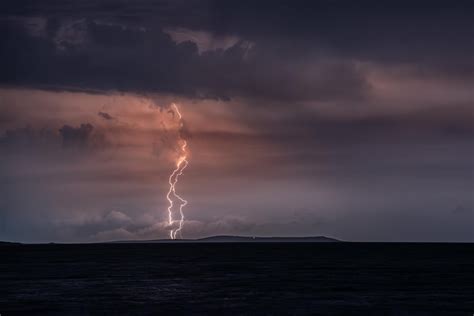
[166,103,189,239]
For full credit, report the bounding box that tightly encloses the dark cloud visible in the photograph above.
[98,111,113,120]
[452,205,472,215]
[2,1,471,101]
[59,123,93,148]
[0,126,58,150]
[0,123,107,152]
[208,1,474,78]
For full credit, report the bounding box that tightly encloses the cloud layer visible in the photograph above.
[0,0,473,242]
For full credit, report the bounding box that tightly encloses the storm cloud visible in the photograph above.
[2,0,472,101]
[0,0,473,242]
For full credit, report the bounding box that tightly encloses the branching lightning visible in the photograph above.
[166,103,189,239]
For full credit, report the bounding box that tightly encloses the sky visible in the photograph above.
[0,0,473,242]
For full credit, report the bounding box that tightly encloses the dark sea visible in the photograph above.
[1,243,473,315]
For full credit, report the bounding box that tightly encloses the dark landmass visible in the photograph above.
[198,235,340,242]
[109,235,341,243]
[0,241,21,245]
[0,236,340,245]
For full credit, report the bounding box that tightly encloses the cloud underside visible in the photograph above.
[0,1,472,101]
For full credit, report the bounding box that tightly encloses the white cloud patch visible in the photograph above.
[93,227,135,241]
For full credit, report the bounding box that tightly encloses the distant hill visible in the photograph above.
[0,241,22,246]
[197,235,340,243]
[2,236,341,244]
[110,235,340,243]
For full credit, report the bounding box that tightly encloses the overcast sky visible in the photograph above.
[0,0,473,242]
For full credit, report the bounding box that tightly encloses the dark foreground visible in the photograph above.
[1,243,473,315]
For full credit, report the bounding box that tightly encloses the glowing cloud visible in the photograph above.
[166,103,189,239]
